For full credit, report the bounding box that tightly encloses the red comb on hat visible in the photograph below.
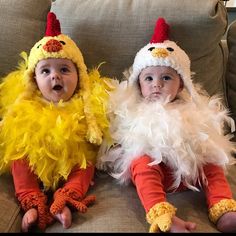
[150,18,169,43]
[45,12,61,36]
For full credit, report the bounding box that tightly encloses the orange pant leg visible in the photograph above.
[130,155,173,213]
[11,159,53,230]
[203,163,233,208]
[11,159,41,201]
[63,164,95,198]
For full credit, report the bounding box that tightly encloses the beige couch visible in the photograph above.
[0,0,236,233]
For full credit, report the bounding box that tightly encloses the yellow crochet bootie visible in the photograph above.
[146,201,177,232]
[209,199,236,224]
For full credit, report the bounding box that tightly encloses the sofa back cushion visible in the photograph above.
[51,0,227,97]
[0,0,51,78]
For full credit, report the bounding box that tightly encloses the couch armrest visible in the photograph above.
[226,20,236,123]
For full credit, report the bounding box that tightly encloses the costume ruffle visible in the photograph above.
[97,81,236,190]
[0,59,113,190]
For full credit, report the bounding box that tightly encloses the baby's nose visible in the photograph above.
[51,72,61,80]
[154,79,163,88]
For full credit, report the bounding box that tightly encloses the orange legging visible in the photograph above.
[130,155,233,213]
[11,159,95,205]
[11,159,95,230]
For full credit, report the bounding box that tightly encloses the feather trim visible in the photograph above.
[97,82,236,190]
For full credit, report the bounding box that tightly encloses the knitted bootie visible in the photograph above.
[146,201,177,232]
[209,199,236,224]
[50,187,96,215]
[20,192,54,231]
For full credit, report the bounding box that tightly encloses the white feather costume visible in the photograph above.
[97,80,236,190]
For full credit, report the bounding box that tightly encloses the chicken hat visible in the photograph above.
[129,18,197,99]
[24,12,103,144]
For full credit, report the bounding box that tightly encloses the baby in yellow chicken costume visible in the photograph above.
[0,12,112,232]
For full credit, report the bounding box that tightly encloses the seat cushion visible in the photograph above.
[46,165,236,233]
[46,172,149,232]
[0,174,21,232]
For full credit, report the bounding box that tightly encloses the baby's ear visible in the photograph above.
[178,78,184,92]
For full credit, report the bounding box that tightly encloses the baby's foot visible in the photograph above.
[217,211,236,232]
[21,208,38,232]
[169,216,196,233]
[54,206,72,229]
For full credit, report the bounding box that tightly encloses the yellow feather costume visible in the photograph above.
[0,56,113,190]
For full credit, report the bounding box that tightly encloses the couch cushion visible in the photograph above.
[226,20,236,123]
[0,0,51,78]
[46,172,149,232]
[46,165,236,233]
[51,0,227,97]
[0,174,21,233]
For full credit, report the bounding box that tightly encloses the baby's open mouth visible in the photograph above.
[53,85,63,90]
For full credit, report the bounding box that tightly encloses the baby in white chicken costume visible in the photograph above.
[97,18,236,232]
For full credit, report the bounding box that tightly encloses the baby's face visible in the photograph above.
[35,58,78,103]
[138,66,183,103]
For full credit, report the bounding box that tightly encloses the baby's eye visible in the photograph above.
[41,68,50,74]
[145,76,153,81]
[61,67,70,73]
[162,76,172,81]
